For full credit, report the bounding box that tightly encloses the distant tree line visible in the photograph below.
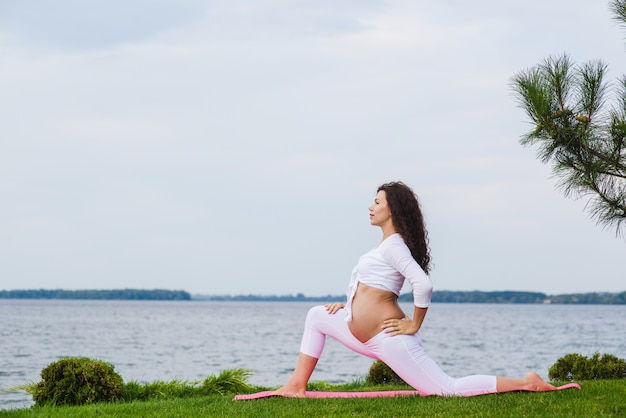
[0,289,191,301]
[546,292,626,304]
[2,289,625,304]
[194,293,339,302]
[408,290,626,304]
[423,291,548,304]
[198,290,626,304]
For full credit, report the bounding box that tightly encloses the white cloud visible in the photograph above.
[0,0,207,50]
[0,0,624,296]
[269,154,342,171]
[51,118,169,144]
[330,4,480,50]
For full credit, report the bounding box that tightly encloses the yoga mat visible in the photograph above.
[233,390,422,400]
[233,383,581,401]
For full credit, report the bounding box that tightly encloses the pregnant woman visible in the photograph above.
[274,181,558,397]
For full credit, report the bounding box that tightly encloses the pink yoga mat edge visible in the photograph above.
[233,390,422,401]
[232,383,581,401]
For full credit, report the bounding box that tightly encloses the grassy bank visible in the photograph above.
[1,380,624,417]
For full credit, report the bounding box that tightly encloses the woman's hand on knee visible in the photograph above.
[324,302,345,314]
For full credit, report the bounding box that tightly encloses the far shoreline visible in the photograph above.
[1,289,624,304]
[193,290,626,305]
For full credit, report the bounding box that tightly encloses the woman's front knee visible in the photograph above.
[305,305,328,323]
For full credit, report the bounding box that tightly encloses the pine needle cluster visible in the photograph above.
[511,0,626,236]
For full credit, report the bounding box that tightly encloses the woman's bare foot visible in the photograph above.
[497,372,557,393]
[273,384,307,398]
[523,372,556,391]
[273,353,319,397]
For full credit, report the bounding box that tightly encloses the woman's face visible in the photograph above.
[368,190,392,228]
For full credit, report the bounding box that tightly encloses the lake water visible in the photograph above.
[1,300,625,410]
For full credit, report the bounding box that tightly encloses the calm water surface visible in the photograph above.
[1,300,625,410]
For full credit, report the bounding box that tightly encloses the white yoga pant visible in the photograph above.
[299,305,497,397]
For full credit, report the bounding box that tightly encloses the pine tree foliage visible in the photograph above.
[511,1,626,236]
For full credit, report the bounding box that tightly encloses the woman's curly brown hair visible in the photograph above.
[378,181,431,274]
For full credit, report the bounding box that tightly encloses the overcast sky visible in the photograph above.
[1,0,624,297]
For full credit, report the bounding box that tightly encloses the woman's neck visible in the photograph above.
[380,224,397,240]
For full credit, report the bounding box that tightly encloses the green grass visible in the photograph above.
[2,380,625,417]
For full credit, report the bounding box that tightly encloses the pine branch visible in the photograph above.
[511,52,626,236]
[610,0,626,27]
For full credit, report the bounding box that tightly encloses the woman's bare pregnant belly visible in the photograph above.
[348,282,405,343]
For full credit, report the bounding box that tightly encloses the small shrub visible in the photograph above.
[33,357,123,406]
[366,360,406,385]
[199,368,252,395]
[120,379,196,402]
[120,369,253,402]
[549,352,626,381]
